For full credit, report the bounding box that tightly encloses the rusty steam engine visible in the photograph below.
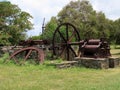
[9,23,111,65]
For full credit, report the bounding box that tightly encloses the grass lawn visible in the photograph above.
[0,47,120,90]
[111,49,120,57]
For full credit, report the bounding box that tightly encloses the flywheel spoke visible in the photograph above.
[58,31,67,42]
[25,49,32,60]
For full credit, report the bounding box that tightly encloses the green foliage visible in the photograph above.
[41,17,58,42]
[57,0,111,39]
[0,53,10,63]
[113,18,120,44]
[0,1,33,45]
[43,0,118,44]
[29,35,41,40]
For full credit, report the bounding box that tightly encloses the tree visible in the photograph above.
[41,17,58,42]
[58,0,112,39]
[113,18,120,44]
[41,0,120,45]
[0,1,33,45]
[57,0,96,39]
[95,12,111,38]
[43,0,113,41]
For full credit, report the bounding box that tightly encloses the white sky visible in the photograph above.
[1,0,120,36]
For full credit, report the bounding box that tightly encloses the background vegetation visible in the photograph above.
[0,1,33,45]
[0,0,120,45]
[40,0,120,45]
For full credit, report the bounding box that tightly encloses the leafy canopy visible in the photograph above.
[32,0,120,44]
[41,0,114,43]
[0,1,33,45]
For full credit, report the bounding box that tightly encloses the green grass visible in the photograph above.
[0,47,120,90]
[111,47,120,57]
[0,62,120,90]
[1,62,120,90]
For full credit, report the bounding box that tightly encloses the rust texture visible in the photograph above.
[10,23,111,63]
[80,38,111,58]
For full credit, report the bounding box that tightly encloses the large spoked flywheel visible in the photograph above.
[52,23,80,60]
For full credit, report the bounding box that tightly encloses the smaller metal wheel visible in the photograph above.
[10,47,44,65]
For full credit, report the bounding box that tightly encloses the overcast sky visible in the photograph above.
[1,0,120,36]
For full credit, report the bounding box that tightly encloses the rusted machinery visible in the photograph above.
[80,38,111,58]
[10,40,49,65]
[19,39,49,46]
[9,22,111,64]
[52,23,111,60]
